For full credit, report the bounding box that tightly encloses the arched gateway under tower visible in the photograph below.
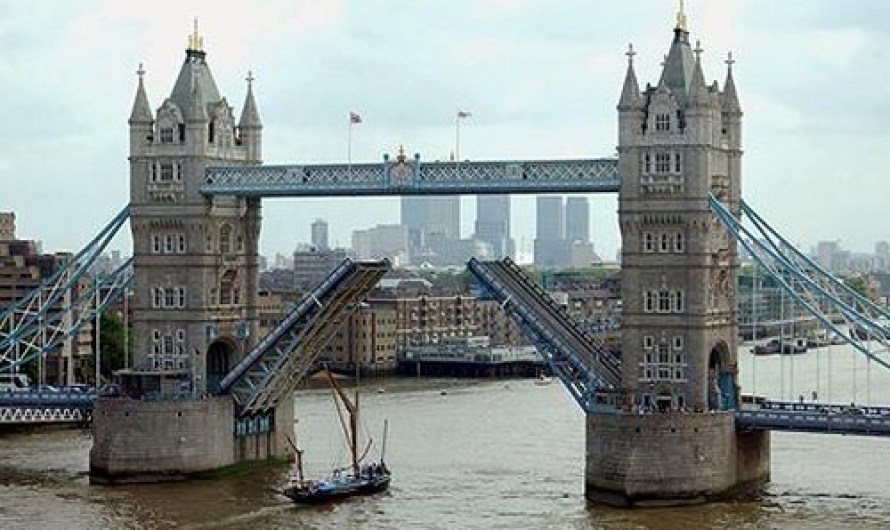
[584,9,768,506]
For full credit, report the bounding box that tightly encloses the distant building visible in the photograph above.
[310,219,329,251]
[534,196,598,268]
[401,195,460,264]
[474,195,514,259]
[565,196,590,243]
[0,217,89,385]
[352,224,408,263]
[324,304,398,372]
[0,212,15,240]
[534,196,565,268]
[292,246,351,291]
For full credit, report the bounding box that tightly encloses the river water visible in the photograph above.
[1,344,889,529]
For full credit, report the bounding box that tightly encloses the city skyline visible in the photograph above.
[2,1,890,260]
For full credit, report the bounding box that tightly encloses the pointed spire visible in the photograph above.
[129,63,153,123]
[659,5,695,100]
[676,0,688,32]
[688,40,708,104]
[186,77,208,122]
[618,43,642,109]
[239,70,262,128]
[187,17,204,54]
[723,52,741,110]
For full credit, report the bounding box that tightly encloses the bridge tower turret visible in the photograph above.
[124,21,264,394]
[585,7,769,506]
[92,22,288,483]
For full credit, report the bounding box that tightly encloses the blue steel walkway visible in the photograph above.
[0,389,94,425]
[736,400,890,437]
[202,157,619,197]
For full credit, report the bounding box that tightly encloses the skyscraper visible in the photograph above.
[565,196,590,243]
[400,195,460,263]
[534,196,565,267]
[474,195,514,259]
[311,218,329,250]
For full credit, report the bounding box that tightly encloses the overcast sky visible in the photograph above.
[2,0,889,263]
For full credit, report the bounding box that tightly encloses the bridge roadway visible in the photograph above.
[737,400,890,436]
[467,258,622,411]
[0,389,94,425]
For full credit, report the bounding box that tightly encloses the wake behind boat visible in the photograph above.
[283,368,390,505]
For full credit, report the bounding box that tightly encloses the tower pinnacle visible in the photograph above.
[187,17,204,53]
[676,0,688,32]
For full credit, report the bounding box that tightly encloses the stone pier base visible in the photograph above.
[585,411,770,507]
[90,396,294,483]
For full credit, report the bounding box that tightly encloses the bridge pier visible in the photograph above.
[585,412,770,506]
[89,396,293,483]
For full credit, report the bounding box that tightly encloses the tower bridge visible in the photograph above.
[3,7,890,507]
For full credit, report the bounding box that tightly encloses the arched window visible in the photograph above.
[675,232,685,253]
[220,224,232,254]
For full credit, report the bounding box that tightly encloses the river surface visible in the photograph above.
[1,344,889,529]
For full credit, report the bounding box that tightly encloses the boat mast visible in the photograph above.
[325,368,360,475]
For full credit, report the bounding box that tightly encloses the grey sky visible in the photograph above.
[1,0,888,261]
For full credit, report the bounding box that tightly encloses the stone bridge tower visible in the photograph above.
[91,24,291,483]
[126,23,263,395]
[584,8,769,506]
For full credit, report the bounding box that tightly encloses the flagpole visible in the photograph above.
[455,112,461,164]
[347,116,353,174]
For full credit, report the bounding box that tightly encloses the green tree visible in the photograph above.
[843,274,877,303]
[82,310,130,385]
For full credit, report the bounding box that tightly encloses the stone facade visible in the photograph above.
[90,25,293,483]
[126,27,263,389]
[584,10,769,505]
[90,395,293,482]
[585,412,770,506]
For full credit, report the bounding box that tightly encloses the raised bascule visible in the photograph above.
[5,7,890,506]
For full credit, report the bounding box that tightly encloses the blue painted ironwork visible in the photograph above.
[1,206,131,370]
[0,389,94,425]
[467,257,622,412]
[221,258,390,416]
[234,410,274,437]
[709,194,890,372]
[0,405,91,425]
[1,258,134,372]
[202,156,619,197]
[737,400,890,437]
[0,389,95,408]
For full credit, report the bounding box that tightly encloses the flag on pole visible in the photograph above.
[349,111,362,124]
[457,110,471,118]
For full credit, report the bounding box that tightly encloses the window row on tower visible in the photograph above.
[150,328,187,357]
[639,334,687,383]
[643,289,684,313]
[151,286,187,309]
[641,151,682,175]
[643,232,685,253]
[149,161,184,182]
[151,232,187,254]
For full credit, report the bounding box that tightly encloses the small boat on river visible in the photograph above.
[282,368,390,504]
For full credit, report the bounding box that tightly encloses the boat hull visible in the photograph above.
[284,473,390,505]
